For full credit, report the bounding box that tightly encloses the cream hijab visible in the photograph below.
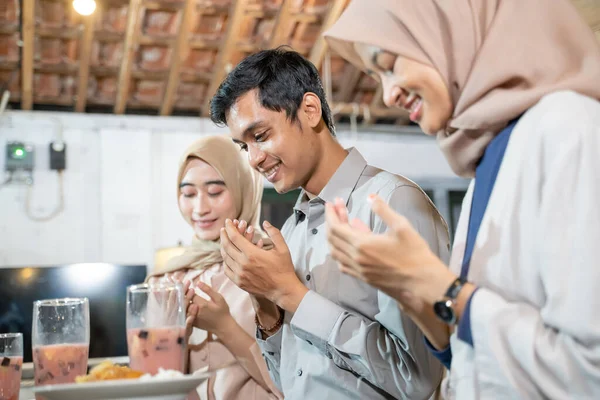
[324,0,600,177]
[148,135,271,278]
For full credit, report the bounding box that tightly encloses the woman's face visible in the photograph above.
[354,43,453,135]
[178,158,237,241]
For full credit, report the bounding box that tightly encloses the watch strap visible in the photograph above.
[445,277,467,299]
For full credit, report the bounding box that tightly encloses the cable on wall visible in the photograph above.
[24,170,65,222]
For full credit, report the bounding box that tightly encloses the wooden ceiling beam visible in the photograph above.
[244,8,277,20]
[294,13,321,24]
[308,0,348,70]
[37,26,80,39]
[370,85,384,108]
[95,31,123,42]
[160,0,195,115]
[21,0,35,110]
[199,4,230,15]
[236,42,259,53]
[114,0,143,114]
[33,96,74,107]
[0,61,20,70]
[138,36,175,46]
[337,67,362,103]
[0,23,20,35]
[201,0,249,116]
[34,64,79,75]
[90,66,119,76]
[268,0,295,48]
[331,102,409,120]
[245,9,319,24]
[143,1,184,12]
[188,38,221,50]
[130,70,167,80]
[76,10,98,112]
[180,72,212,83]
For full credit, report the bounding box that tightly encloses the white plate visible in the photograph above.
[32,373,208,400]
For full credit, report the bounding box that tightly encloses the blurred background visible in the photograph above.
[1,0,598,363]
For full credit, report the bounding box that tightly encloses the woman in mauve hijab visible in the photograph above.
[147,135,281,400]
[323,0,600,398]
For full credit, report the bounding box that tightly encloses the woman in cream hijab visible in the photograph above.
[148,135,281,400]
[323,0,600,398]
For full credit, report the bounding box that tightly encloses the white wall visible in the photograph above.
[0,111,460,268]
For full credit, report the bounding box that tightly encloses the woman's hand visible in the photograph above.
[186,282,235,336]
[184,280,195,339]
[233,219,265,248]
[325,195,460,349]
[325,195,456,307]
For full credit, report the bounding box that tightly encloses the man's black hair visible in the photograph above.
[210,46,336,135]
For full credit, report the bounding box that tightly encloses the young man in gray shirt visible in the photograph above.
[210,48,448,400]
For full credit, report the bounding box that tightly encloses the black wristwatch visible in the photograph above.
[433,277,467,325]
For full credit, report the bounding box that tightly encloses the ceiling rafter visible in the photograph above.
[160,0,196,115]
[267,0,295,49]
[114,0,143,114]
[9,0,597,128]
[201,0,250,117]
[337,67,362,103]
[371,85,383,108]
[332,102,410,120]
[20,0,35,110]
[308,0,348,70]
[75,9,98,112]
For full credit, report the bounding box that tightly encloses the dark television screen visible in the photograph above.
[0,263,147,362]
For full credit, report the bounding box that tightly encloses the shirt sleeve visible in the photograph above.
[456,288,478,346]
[288,184,448,399]
[248,342,285,399]
[424,338,452,369]
[255,322,284,392]
[467,117,600,398]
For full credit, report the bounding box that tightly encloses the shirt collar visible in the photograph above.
[293,148,367,223]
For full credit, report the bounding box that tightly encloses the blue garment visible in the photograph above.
[426,117,521,368]
[425,337,453,369]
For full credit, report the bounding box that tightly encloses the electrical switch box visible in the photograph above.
[5,141,34,172]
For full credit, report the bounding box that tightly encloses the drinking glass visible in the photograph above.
[126,282,187,375]
[32,298,90,388]
[0,333,23,400]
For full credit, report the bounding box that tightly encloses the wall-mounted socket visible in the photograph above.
[49,141,66,171]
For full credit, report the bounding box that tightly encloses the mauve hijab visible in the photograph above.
[324,0,600,176]
[148,135,271,279]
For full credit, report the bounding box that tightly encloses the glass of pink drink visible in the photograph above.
[32,298,90,398]
[126,283,187,375]
[0,333,23,400]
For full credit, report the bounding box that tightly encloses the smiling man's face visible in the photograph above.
[227,90,320,194]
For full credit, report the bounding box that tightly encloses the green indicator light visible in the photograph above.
[14,148,25,158]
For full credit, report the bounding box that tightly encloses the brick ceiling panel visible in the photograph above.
[2,0,597,125]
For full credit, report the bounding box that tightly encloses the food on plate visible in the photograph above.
[75,360,144,383]
[139,368,185,381]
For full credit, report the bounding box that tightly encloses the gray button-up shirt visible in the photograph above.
[257,148,449,399]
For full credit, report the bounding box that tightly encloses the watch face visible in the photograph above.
[434,300,456,325]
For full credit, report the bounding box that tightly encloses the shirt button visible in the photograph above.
[306,274,311,281]
[297,368,303,376]
[311,228,318,235]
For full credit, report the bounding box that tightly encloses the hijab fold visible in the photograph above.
[324,0,600,176]
[148,135,271,278]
